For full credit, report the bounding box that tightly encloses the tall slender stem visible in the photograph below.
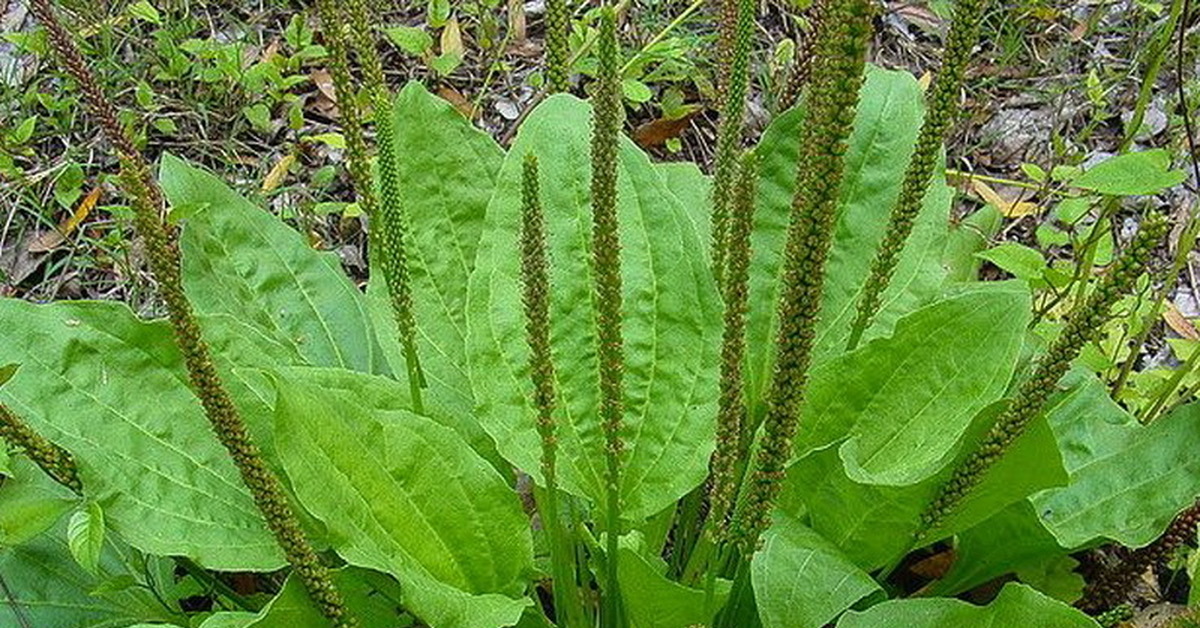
[519,155,585,627]
[591,8,626,626]
[728,0,875,553]
[24,1,353,622]
[846,0,989,350]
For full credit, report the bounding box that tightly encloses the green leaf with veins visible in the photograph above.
[272,374,532,628]
[746,66,952,420]
[160,153,389,375]
[753,511,880,628]
[0,299,286,570]
[1032,371,1200,548]
[467,93,722,521]
[794,283,1031,484]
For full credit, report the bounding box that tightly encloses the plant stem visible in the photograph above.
[1119,0,1185,152]
[846,0,989,350]
[519,155,585,628]
[25,1,353,622]
[728,0,875,553]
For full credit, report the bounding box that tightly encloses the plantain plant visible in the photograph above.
[1,1,1198,627]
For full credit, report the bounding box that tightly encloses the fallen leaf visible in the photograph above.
[633,110,699,149]
[909,548,956,580]
[507,0,526,42]
[437,86,478,120]
[311,68,337,103]
[1163,303,1200,341]
[970,178,1039,218]
[259,39,282,64]
[261,154,296,193]
[28,186,101,253]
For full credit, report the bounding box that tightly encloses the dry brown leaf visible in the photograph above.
[261,154,296,193]
[909,548,956,580]
[259,39,282,64]
[1163,303,1200,341]
[970,178,1039,218]
[633,111,700,149]
[28,186,101,253]
[437,86,478,120]
[311,68,337,103]
[507,0,526,42]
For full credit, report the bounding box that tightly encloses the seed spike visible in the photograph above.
[709,0,757,287]
[729,0,875,552]
[708,152,759,539]
[846,0,990,350]
[919,213,1167,538]
[26,0,354,622]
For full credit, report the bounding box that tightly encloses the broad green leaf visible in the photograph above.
[0,457,77,547]
[795,284,1030,484]
[0,299,284,570]
[1072,149,1187,196]
[618,534,730,628]
[837,583,1097,627]
[384,26,434,56]
[0,521,175,628]
[753,512,880,628]
[942,205,1001,283]
[67,501,105,574]
[1032,372,1200,548]
[160,153,388,375]
[367,81,505,465]
[788,401,1067,570]
[746,66,952,419]
[928,501,1080,601]
[976,242,1047,283]
[467,94,722,521]
[273,378,532,628]
[655,161,711,260]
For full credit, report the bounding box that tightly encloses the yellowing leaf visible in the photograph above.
[971,178,1039,218]
[441,18,464,58]
[261,154,296,193]
[28,186,101,253]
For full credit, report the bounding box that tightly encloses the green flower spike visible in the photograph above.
[27,0,354,623]
[710,0,757,287]
[729,0,876,552]
[0,403,83,494]
[708,152,759,539]
[338,0,427,412]
[520,154,585,626]
[919,213,1168,538]
[545,0,571,92]
[845,0,989,350]
[591,7,626,626]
